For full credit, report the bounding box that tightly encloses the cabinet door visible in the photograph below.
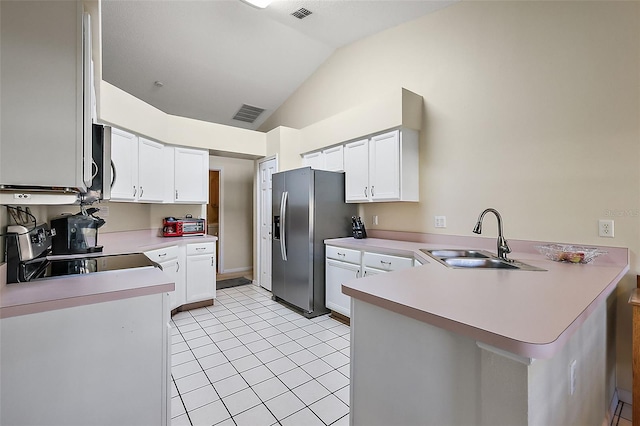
[186,253,216,303]
[302,152,324,170]
[137,137,166,202]
[323,146,344,172]
[326,258,360,318]
[369,130,400,201]
[343,139,370,202]
[174,148,209,203]
[110,128,138,201]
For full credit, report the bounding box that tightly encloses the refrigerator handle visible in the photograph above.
[280,191,288,261]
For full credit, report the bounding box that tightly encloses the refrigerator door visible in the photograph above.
[272,168,314,313]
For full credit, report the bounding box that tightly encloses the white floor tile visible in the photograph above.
[171,413,191,426]
[296,334,323,348]
[182,328,207,340]
[203,323,227,335]
[335,384,350,406]
[338,364,350,378]
[285,328,310,340]
[288,349,319,367]
[171,396,186,418]
[188,335,215,349]
[230,325,254,337]
[322,351,350,369]
[252,377,289,402]
[188,400,231,426]
[209,329,235,342]
[264,390,305,421]
[172,360,203,380]
[175,371,210,394]
[276,340,304,356]
[309,394,349,425]
[325,336,350,351]
[232,403,277,426]
[191,343,221,359]
[223,345,252,361]
[275,322,298,333]
[307,342,337,358]
[300,358,334,379]
[240,364,275,386]
[265,356,297,375]
[172,350,196,367]
[278,367,313,389]
[332,413,350,426]
[215,337,244,351]
[292,379,331,406]
[181,384,220,412]
[231,354,262,372]
[205,363,238,383]
[266,333,292,346]
[254,347,285,364]
[222,387,261,416]
[172,341,190,355]
[213,374,249,398]
[316,370,349,393]
[177,322,202,333]
[280,407,325,426]
[238,331,264,345]
[257,326,282,337]
[198,352,228,370]
[245,338,273,354]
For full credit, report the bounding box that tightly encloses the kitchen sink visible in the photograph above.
[420,249,546,271]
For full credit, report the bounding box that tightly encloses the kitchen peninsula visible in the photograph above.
[327,234,629,426]
[0,231,217,426]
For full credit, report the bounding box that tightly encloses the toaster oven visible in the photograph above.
[162,216,206,237]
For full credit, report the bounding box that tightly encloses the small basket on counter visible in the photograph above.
[535,244,607,264]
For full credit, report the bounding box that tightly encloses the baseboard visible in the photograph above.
[618,388,632,405]
[221,267,252,274]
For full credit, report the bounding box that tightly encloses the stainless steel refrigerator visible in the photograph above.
[272,167,356,318]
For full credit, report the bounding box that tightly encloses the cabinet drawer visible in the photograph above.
[145,246,179,262]
[187,242,215,256]
[326,245,361,264]
[363,252,413,272]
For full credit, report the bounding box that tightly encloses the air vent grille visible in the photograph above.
[232,104,265,123]
[291,7,312,19]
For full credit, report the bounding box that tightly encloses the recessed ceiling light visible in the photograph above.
[240,0,272,9]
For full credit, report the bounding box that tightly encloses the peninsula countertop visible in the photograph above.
[0,230,218,319]
[326,235,629,359]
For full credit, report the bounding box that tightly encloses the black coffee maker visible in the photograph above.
[50,208,106,255]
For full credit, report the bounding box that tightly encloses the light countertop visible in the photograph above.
[327,235,629,359]
[0,230,218,319]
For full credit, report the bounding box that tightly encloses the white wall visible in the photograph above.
[209,156,254,274]
[260,1,640,399]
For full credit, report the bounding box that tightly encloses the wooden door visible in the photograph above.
[208,170,220,267]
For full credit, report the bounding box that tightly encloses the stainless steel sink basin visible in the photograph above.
[426,249,491,259]
[443,258,519,269]
[420,248,546,271]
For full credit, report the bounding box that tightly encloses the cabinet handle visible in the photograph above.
[356,269,360,278]
[337,252,346,257]
[380,260,391,266]
[211,257,215,267]
[196,247,206,251]
[364,187,368,197]
[176,261,180,272]
[140,186,144,197]
[158,253,167,258]
[133,186,137,197]
[175,189,179,200]
[371,185,375,197]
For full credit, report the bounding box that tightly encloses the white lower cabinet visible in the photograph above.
[186,242,216,303]
[145,242,215,311]
[325,245,415,318]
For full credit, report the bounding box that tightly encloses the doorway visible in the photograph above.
[256,156,277,291]
[208,170,220,270]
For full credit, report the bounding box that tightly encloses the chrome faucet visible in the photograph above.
[473,208,512,261]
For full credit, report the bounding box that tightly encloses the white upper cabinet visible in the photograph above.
[323,145,344,172]
[110,128,139,201]
[302,152,325,170]
[137,137,165,202]
[174,147,209,203]
[0,1,92,191]
[344,129,419,203]
[344,139,370,202]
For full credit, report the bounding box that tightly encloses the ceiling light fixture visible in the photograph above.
[239,0,272,9]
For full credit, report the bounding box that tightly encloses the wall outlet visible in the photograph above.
[435,216,446,228]
[598,219,614,238]
[569,359,577,395]
[99,206,110,217]
[372,215,379,225]
[13,193,32,200]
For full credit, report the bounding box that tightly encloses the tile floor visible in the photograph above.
[170,284,351,426]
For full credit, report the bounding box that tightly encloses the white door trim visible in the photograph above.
[256,155,278,290]
[209,166,224,274]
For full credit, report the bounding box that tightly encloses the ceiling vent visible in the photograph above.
[291,7,312,19]
[232,104,265,123]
